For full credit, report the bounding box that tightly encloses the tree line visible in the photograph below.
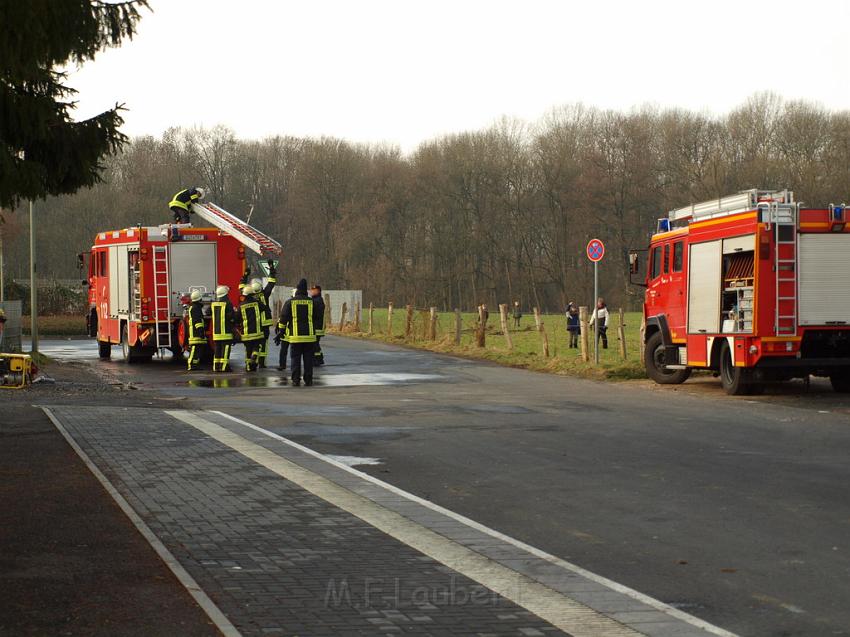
[3,92,850,313]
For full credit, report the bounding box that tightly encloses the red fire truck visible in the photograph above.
[631,189,850,395]
[83,202,281,362]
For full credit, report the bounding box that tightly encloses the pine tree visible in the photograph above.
[0,0,149,209]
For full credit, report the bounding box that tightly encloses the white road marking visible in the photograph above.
[41,407,241,637]
[324,454,383,467]
[168,410,640,636]
[209,409,738,637]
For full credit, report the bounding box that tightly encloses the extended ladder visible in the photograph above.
[772,204,798,336]
[152,246,172,349]
[190,202,282,257]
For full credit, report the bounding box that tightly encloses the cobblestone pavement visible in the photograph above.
[46,405,729,637]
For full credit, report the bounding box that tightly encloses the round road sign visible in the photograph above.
[587,238,605,262]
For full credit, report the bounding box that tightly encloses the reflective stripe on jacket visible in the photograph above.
[240,298,263,341]
[281,295,316,343]
[211,300,235,341]
[188,302,207,345]
[169,188,200,211]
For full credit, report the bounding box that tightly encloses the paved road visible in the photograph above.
[38,336,850,636]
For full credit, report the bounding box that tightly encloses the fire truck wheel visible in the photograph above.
[97,340,111,359]
[719,341,761,395]
[644,332,691,384]
[829,372,850,393]
[121,324,151,364]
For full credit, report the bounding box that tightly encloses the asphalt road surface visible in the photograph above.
[38,335,850,636]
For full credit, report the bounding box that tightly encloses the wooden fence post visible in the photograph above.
[476,305,486,347]
[639,314,646,362]
[338,302,348,331]
[533,306,542,332]
[429,307,437,341]
[618,307,627,360]
[541,323,550,357]
[579,305,589,362]
[387,302,394,337]
[405,304,414,339]
[368,302,374,335]
[499,303,513,350]
[454,308,462,345]
[354,302,361,332]
[324,294,332,331]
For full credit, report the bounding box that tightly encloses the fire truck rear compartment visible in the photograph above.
[798,234,850,326]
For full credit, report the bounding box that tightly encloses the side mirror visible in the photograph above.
[82,280,89,287]
[628,252,639,274]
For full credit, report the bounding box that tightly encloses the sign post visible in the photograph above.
[586,238,605,364]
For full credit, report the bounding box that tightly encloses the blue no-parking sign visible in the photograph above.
[586,238,605,262]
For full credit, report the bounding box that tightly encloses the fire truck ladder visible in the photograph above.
[771,203,798,336]
[152,245,172,350]
[190,202,282,257]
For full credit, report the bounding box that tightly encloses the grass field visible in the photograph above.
[332,307,646,380]
[21,315,87,336]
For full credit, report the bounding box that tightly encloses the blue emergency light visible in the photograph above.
[833,206,844,222]
[656,218,671,233]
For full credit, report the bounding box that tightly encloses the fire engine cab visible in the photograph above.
[83,202,281,362]
[631,189,850,395]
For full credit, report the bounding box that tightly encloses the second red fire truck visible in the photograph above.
[632,189,850,394]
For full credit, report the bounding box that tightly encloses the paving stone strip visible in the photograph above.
[44,406,734,637]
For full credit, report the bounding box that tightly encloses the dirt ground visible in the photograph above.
[0,362,218,636]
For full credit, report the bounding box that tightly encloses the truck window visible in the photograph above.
[99,251,106,276]
[663,244,670,273]
[672,241,683,272]
[651,246,662,279]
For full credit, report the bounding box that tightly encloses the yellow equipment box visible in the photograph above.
[0,353,33,389]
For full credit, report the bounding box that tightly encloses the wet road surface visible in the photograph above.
[32,335,850,636]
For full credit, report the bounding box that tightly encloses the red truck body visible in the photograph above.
[635,190,850,394]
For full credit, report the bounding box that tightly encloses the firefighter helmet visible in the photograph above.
[196,187,206,200]
[215,285,229,298]
[190,290,202,302]
[252,281,262,293]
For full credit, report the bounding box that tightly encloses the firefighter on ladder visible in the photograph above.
[186,290,207,371]
[168,187,205,224]
[211,285,235,372]
[239,284,264,372]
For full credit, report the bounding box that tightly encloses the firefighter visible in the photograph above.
[254,260,277,368]
[186,289,207,371]
[239,283,264,372]
[310,284,325,366]
[279,278,317,386]
[274,289,295,371]
[168,186,205,224]
[211,285,235,372]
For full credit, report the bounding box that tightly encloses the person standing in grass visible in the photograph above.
[589,297,609,349]
[512,301,522,328]
[566,302,580,348]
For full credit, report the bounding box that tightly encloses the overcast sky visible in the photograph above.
[68,0,850,151]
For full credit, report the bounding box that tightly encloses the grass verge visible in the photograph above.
[21,315,86,336]
[329,308,646,381]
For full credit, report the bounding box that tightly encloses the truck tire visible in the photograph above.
[830,372,850,393]
[644,331,691,384]
[97,340,111,359]
[719,340,761,395]
[121,325,152,364]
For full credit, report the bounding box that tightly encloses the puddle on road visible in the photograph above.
[186,372,443,389]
